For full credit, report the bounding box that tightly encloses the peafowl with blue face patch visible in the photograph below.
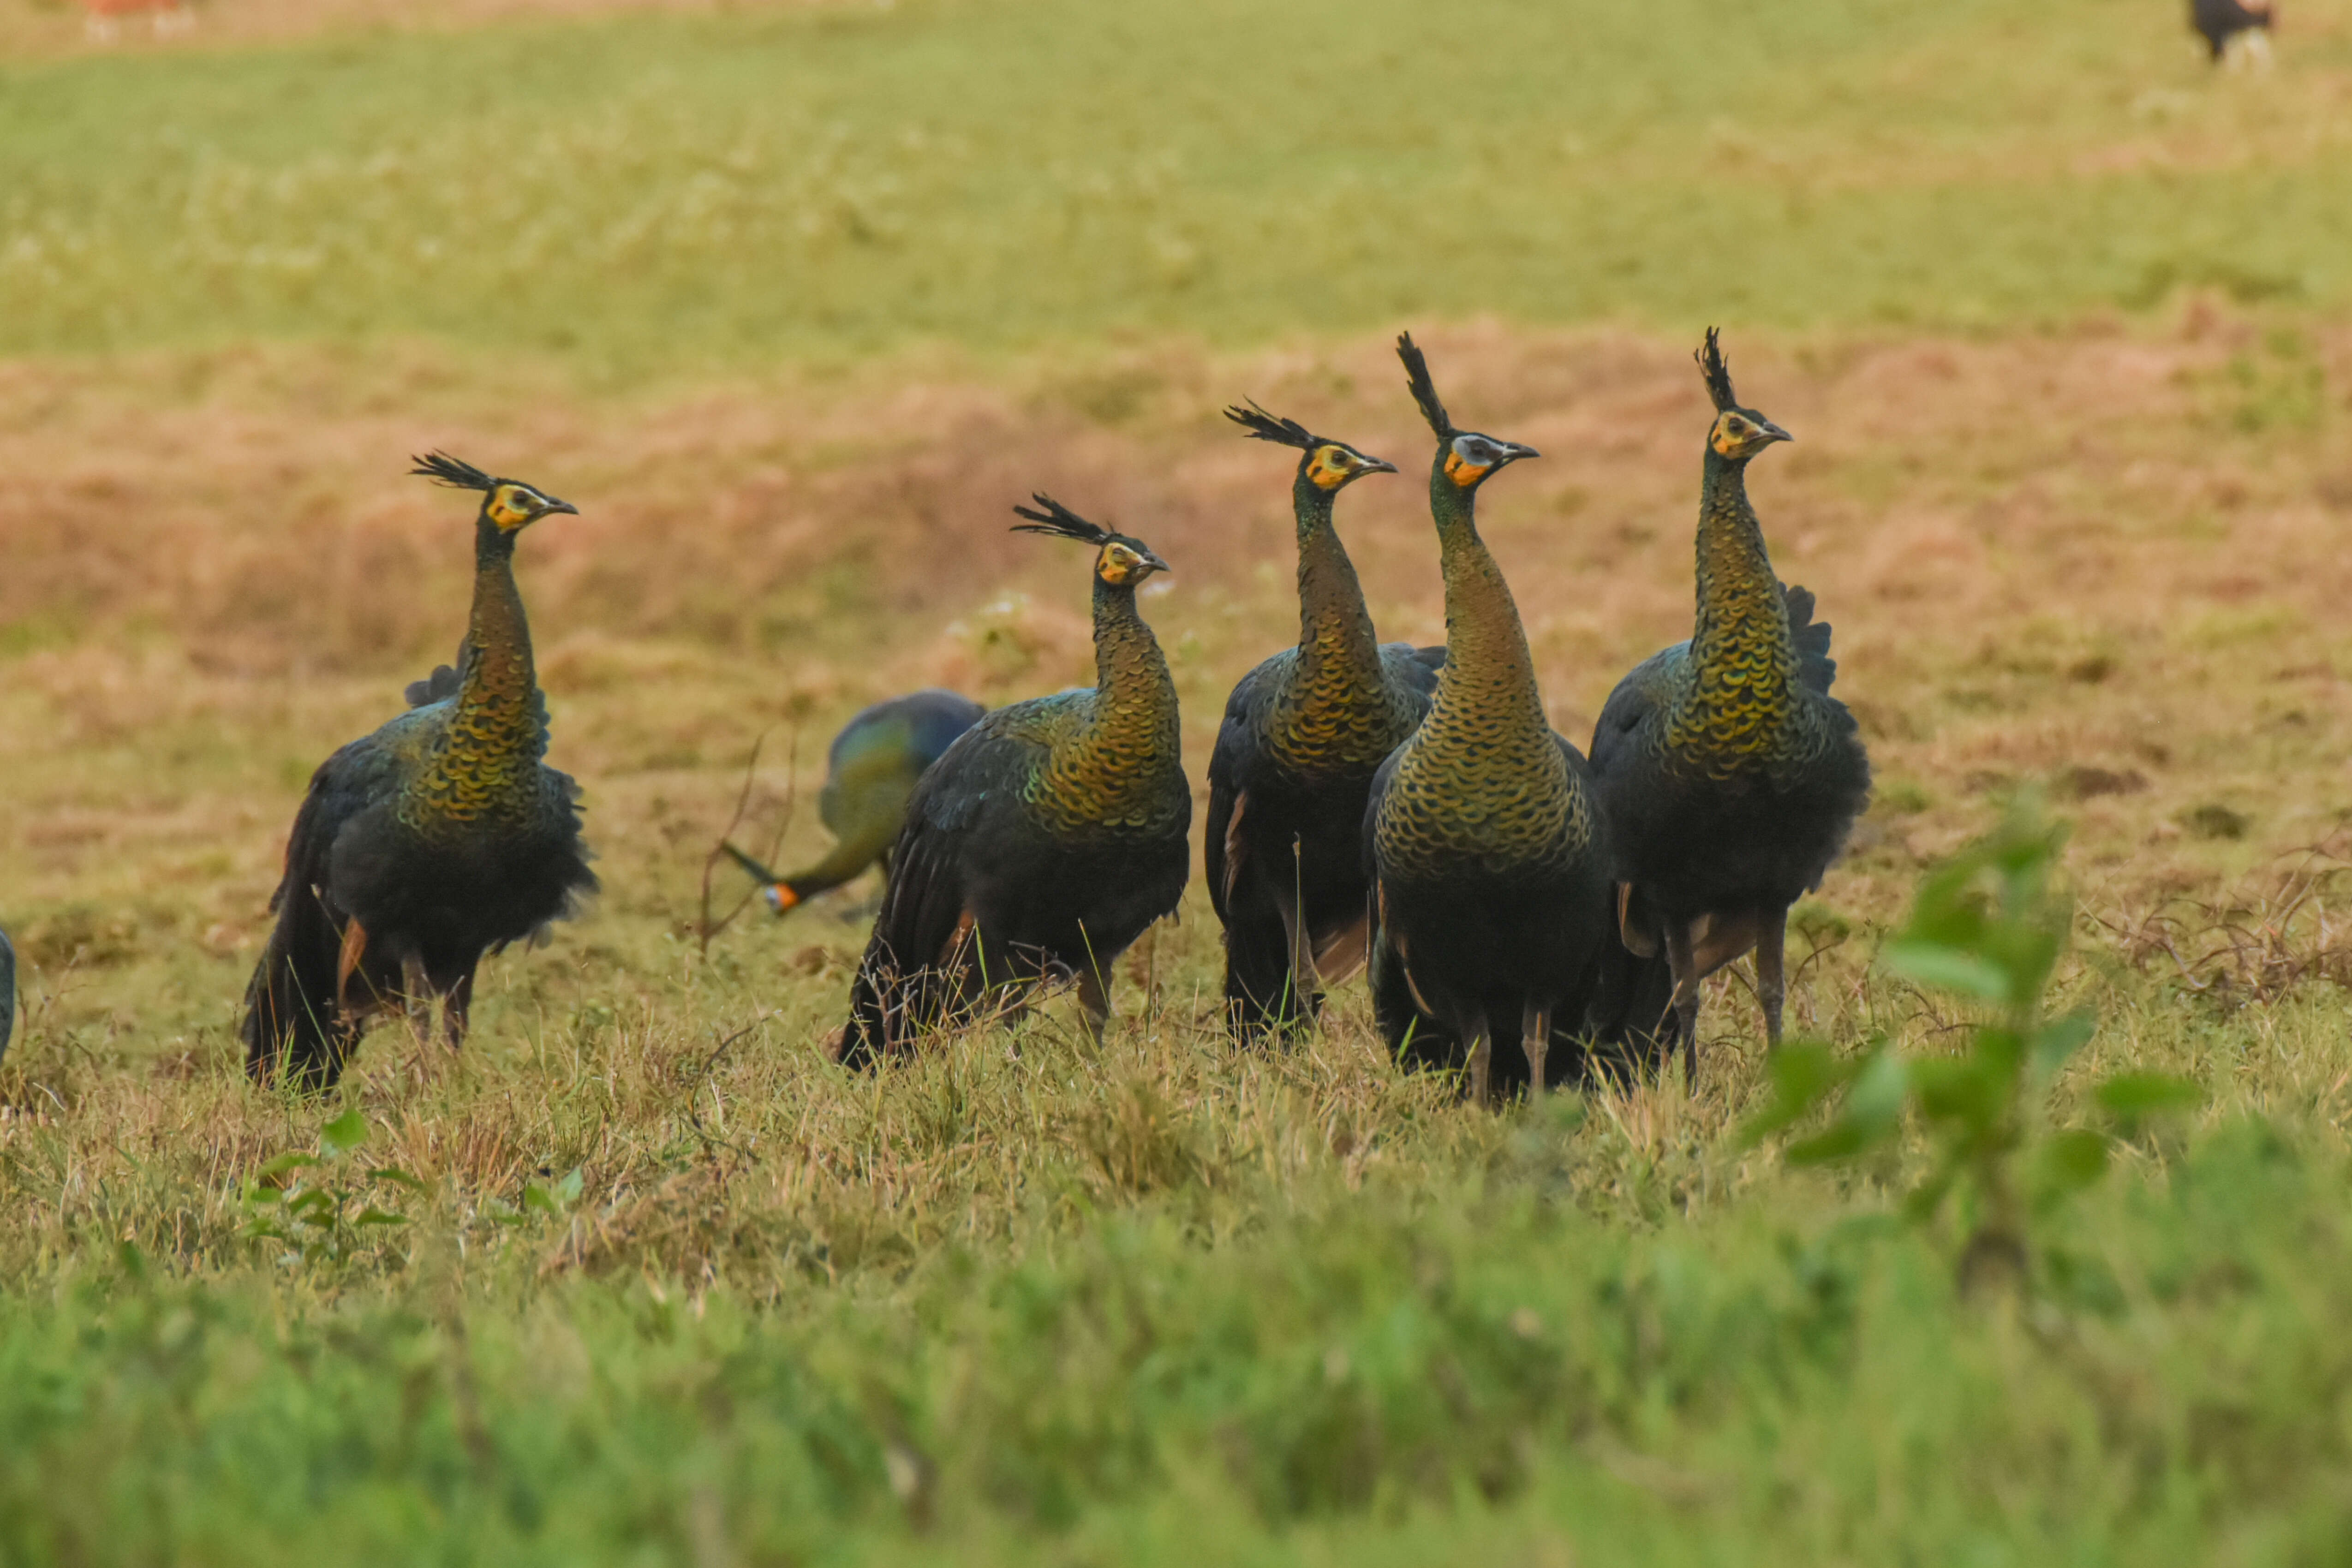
[1365,335,1666,1105]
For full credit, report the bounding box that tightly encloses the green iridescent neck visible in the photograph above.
[1089,574,1177,750]
[1026,572,1182,834]
[1421,471,1551,755]
[1283,467,1391,699]
[1685,448,1797,724]
[401,520,549,829]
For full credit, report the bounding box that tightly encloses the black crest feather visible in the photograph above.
[412,451,498,492]
[1010,493,1113,546]
[1223,400,1319,452]
[1696,328,1738,412]
[1396,332,1455,440]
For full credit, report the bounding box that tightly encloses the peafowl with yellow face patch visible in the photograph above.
[1365,336,1666,1105]
[841,497,1190,1066]
[1205,401,1442,1041]
[722,689,986,918]
[1589,331,1870,1079]
[240,454,597,1089]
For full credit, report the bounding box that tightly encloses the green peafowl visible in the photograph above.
[722,689,986,917]
[0,927,13,1067]
[240,454,597,1089]
[1589,330,1870,1079]
[1365,335,1663,1105]
[841,496,1190,1066]
[1205,401,1446,1041]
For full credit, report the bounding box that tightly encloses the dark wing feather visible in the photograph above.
[239,733,405,1086]
[842,717,1042,1066]
[1203,654,1287,924]
[1383,642,1446,704]
[1588,644,1685,780]
[404,665,460,709]
[1782,584,1838,698]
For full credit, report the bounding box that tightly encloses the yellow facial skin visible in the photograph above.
[1708,411,1790,461]
[485,485,541,531]
[1305,445,1358,491]
[1096,541,1164,587]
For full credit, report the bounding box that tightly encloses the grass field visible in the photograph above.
[6,0,2352,1562]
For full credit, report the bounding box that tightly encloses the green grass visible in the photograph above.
[8,990,2352,1566]
[3,0,2349,373]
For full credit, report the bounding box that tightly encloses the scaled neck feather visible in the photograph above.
[401,523,550,831]
[1273,470,1407,773]
[1029,576,1182,834]
[1670,449,1799,769]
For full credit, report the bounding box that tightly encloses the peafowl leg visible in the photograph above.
[1270,847,1316,1026]
[1522,1002,1552,1096]
[400,954,435,1046]
[1464,1013,1493,1108]
[1757,906,1789,1047]
[1662,921,1701,1087]
[334,919,369,1011]
[445,968,477,1051]
[1075,966,1111,1046]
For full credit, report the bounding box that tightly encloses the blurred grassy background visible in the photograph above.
[7,0,2352,1562]
[2,0,2349,372]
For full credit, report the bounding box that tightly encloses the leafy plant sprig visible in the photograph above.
[1748,801,2199,1288]
[241,1109,424,1265]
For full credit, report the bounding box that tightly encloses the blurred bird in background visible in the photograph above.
[2192,0,2274,66]
[722,689,987,919]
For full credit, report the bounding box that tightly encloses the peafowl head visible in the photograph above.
[1396,333,1539,495]
[1012,494,1170,590]
[411,452,580,533]
[1696,328,1792,464]
[1222,401,1397,495]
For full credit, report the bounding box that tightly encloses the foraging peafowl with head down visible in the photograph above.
[840,496,1190,1065]
[722,689,986,918]
[239,454,597,1089]
[1588,331,1870,1080]
[1205,401,1443,1041]
[1365,335,1669,1105]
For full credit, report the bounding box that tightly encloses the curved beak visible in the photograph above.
[1498,441,1541,464]
[1142,548,1174,575]
[543,496,580,517]
[1359,455,1399,476]
[1756,420,1793,446]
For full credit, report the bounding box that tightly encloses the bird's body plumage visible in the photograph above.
[240,458,595,1088]
[1203,404,1435,1037]
[1365,336,1662,1102]
[728,690,986,915]
[1589,333,1870,1071]
[842,501,1188,1065]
